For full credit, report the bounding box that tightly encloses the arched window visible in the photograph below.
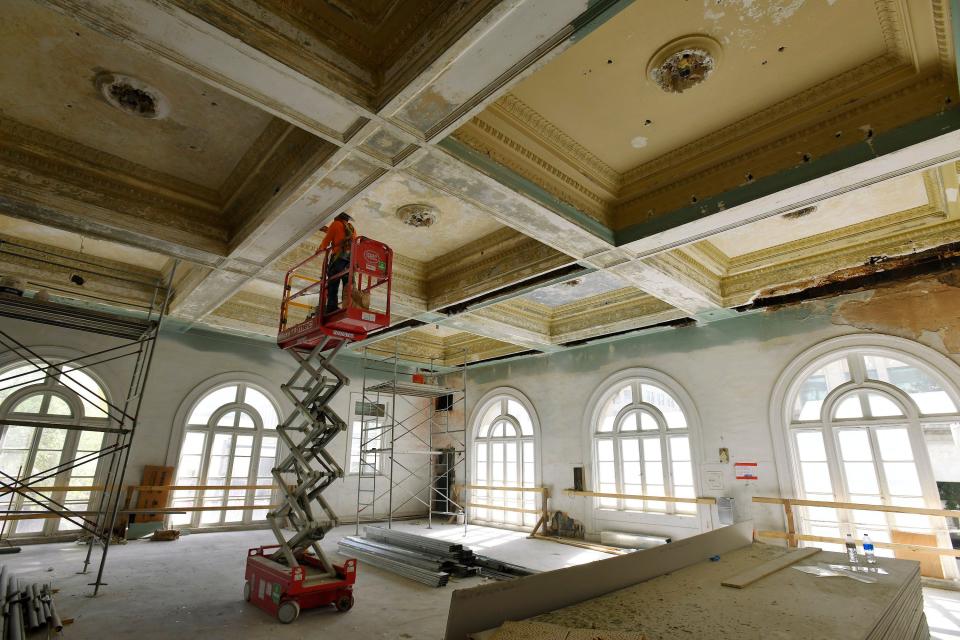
[777,338,960,578]
[0,361,111,536]
[472,392,538,528]
[171,382,281,528]
[590,373,697,516]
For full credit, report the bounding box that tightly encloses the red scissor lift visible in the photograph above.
[245,236,392,623]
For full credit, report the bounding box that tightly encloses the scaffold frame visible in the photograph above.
[355,337,468,534]
[0,239,175,595]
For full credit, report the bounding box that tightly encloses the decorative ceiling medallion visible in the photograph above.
[782,205,818,220]
[396,204,439,228]
[647,35,722,94]
[95,72,170,119]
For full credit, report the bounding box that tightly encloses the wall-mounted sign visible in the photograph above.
[734,462,758,481]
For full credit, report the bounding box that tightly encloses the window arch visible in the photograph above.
[471,390,538,528]
[0,360,111,536]
[775,336,960,578]
[171,382,281,528]
[589,371,698,516]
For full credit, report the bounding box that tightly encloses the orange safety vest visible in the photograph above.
[319,219,355,260]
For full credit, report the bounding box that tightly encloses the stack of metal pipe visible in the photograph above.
[337,536,450,587]
[0,566,62,639]
[364,526,475,564]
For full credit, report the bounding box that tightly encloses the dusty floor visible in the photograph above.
[0,523,956,640]
[0,521,608,640]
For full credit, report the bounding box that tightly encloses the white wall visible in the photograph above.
[464,303,960,542]
[0,317,430,527]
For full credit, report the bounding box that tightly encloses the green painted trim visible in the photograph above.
[458,266,596,313]
[615,108,960,246]
[572,0,636,42]
[437,137,616,245]
[953,0,960,90]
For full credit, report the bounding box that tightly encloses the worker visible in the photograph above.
[318,212,355,314]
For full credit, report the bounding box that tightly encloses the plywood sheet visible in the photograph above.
[444,522,753,640]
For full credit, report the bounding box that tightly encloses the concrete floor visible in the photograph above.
[0,522,608,640]
[0,522,956,639]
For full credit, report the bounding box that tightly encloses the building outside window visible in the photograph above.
[778,339,960,579]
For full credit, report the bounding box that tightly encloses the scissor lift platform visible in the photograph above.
[245,235,391,623]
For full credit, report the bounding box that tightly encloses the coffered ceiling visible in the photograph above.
[1,0,960,367]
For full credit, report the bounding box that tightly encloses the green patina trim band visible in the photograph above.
[571,0,636,42]
[615,107,960,246]
[437,137,616,245]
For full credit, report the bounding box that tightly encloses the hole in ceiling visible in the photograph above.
[647,35,721,94]
[95,72,169,119]
[802,153,812,163]
[644,119,653,126]
[778,45,786,52]
[396,204,439,228]
[782,206,817,220]
[562,279,582,288]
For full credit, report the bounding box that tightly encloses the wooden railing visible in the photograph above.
[564,489,717,505]
[0,483,284,522]
[753,496,960,558]
[466,485,550,536]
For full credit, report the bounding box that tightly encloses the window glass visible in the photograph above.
[793,358,851,421]
[593,376,694,516]
[244,388,278,430]
[866,393,902,418]
[0,365,45,405]
[864,355,957,415]
[188,386,237,425]
[599,385,631,432]
[834,395,863,420]
[641,384,686,429]
[59,368,108,418]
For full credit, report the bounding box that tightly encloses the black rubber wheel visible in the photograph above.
[335,593,354,612]
[277,600,300,624]
[243,581,251,602]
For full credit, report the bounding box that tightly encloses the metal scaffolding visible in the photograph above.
[0,240,175,595]
[355,338,467,533]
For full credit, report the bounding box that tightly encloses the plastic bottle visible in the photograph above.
[862,533,877,564]
[845,533,859,564]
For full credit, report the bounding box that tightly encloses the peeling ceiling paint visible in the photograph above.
[522,270,627,307]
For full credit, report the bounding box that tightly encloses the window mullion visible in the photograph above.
[662,434,673,515]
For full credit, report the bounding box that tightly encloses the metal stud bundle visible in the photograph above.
[0,566,62,639]
[337,526,536,587]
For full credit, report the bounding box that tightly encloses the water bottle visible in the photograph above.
[845,533,859,564]
[862,533,876,564]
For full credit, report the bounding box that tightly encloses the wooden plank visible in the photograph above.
[891,530,945,578]
[753,496,960,519]
[467,485,546,493]
[466,503,542,515]
[721,547,819,588]
[756,530,960,557]
[530,534,624,554]
[443,521,754,640]
[565,489,716,505]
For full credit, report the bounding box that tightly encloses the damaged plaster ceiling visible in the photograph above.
[0,0,957,366]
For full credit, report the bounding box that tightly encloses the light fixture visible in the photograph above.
[95,72,170,119]
[396,204,439,228]
[647,35,722,94]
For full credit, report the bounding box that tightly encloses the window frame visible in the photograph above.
[0,359,113,537]
[584,368,705,532]
[771,335,960,579]
[170,379,282,529]
[469,388,540,529]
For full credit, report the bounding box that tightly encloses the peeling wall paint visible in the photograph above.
[465,271,960,541]
[833,273,960,352]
